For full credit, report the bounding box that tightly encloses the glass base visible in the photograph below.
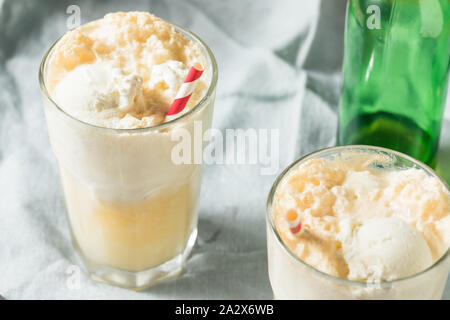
[72,229,198,290]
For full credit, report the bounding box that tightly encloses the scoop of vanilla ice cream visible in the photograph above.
[340,217,433,282]
[53,61,143,118]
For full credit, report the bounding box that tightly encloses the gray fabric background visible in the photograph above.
[0,0,449,299]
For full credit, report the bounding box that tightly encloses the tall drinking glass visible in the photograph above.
[266,146,450,299]
[39,23,218,290]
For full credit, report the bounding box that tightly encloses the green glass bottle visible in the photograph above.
[338,0,450,167]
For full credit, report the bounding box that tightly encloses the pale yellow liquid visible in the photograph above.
[60,166,201,271]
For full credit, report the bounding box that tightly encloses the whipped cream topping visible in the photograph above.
[149,60,189,98]
[273,152,450,282]
[46,12,209,129]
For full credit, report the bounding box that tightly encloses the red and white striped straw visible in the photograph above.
[286,209,302,234]
[167,63,204,116]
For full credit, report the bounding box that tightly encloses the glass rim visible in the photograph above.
[38,20,218,133]
[266,145,450,287]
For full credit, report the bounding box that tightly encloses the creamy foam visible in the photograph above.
[273,152,450,282]
[47,12,209,129]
